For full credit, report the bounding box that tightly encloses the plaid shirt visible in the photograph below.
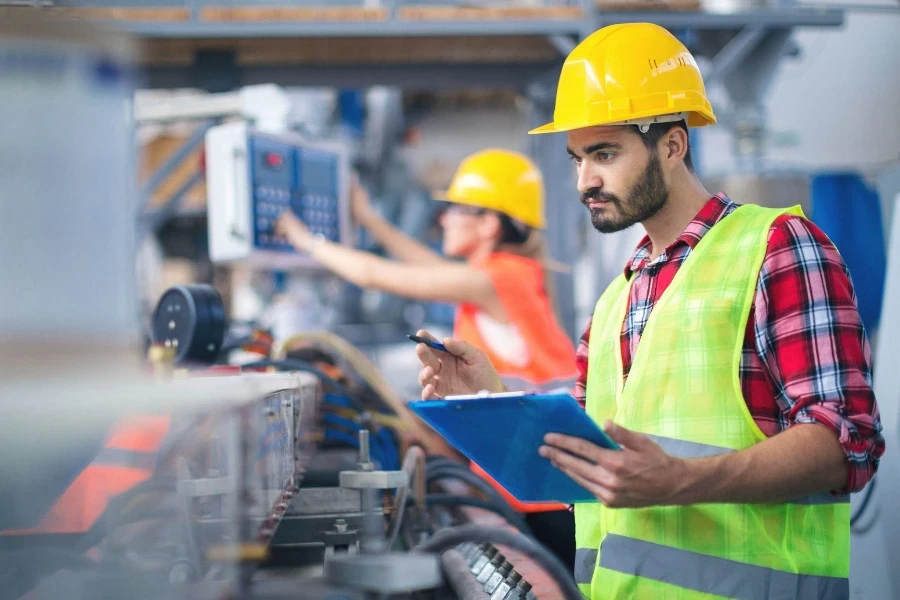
[574,193,884,494]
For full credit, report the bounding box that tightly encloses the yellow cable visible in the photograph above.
[275,331,457,457]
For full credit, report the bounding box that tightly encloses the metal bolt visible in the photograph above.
[208,343,215,352]
[276,502,288,511]
[359,430,370,464]
[169,320,176,330]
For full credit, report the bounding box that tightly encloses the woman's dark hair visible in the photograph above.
[497,212,531,245]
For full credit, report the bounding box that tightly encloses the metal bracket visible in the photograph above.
[325,553,443,594]
[177,476,234,497]
[339,469,409,490]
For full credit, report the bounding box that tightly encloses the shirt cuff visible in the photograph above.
[791,405,882,495]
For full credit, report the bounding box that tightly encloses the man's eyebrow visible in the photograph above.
[583,141,622,155]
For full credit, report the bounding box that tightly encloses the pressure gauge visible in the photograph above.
[151,284,226,365]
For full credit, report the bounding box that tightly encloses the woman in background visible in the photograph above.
[276,149,577,567]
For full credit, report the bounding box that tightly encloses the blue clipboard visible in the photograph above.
[409,392,619,504]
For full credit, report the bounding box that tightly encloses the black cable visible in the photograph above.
[415,524,581,600]
[850,477,877,529]
[409,494,532,536]
[425,455,462,468]
[850,505,880,535]
[426,463,516,516]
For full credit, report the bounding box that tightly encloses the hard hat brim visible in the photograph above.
[528,122,564,135]
[430,190,545,229]
[528,109,717,135]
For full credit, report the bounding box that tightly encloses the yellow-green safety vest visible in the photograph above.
[577,204,850,599]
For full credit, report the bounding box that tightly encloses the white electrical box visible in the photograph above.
[205,122,350,268]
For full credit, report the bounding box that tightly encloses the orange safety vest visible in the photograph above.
[4,415,171,534]
[455,252,577,513]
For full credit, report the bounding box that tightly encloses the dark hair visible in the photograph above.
[496,213,531,245]
[636,120,693,171]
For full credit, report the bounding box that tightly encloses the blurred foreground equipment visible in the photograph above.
[0,282,581,599]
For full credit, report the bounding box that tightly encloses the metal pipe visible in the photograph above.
[404,494,531,536]
[359,429,371,466]
[804,3,900,13]
[387,445,426,549]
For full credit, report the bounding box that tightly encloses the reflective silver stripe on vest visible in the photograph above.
[600,534,849,600]
[574,548,598,584]
[792,491,850,505]
[94,447,158,470]
[499,375,577,394]
[646,434,849,505]
[646,434,733,459]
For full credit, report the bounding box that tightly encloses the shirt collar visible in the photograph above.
[624,192,735,277]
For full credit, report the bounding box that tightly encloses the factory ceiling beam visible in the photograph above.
[594,7,843,29]
[139,61,562,92]
[102,18,588,39]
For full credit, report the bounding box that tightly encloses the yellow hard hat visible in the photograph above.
[529,23,716,135]
[436,149,546,229]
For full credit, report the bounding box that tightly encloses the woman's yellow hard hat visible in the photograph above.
[530,22,716,135]
[435,149,545,229]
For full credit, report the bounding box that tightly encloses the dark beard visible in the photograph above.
[582,153,669,234]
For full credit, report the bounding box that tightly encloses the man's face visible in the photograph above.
[566,126,669,234]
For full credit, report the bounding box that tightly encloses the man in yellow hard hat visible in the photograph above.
[415,23,883,598]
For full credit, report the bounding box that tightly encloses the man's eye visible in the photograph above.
[597,152,615,162]
[568,155,582,165]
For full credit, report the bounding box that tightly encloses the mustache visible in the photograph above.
[581,188,620,206]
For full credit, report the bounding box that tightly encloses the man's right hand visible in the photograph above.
[414,329,504,400]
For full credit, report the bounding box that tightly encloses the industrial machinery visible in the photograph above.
[0,284,581,600]
[205,122,351,268]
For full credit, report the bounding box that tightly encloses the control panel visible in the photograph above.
[206,122,349,268]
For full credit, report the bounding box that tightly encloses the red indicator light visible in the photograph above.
[265,153,283,168]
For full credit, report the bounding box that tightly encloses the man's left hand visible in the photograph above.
[539,421,689,508]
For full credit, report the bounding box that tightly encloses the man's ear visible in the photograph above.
[662,126,689,167]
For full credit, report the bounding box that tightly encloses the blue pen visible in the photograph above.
[408,334,448,353]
